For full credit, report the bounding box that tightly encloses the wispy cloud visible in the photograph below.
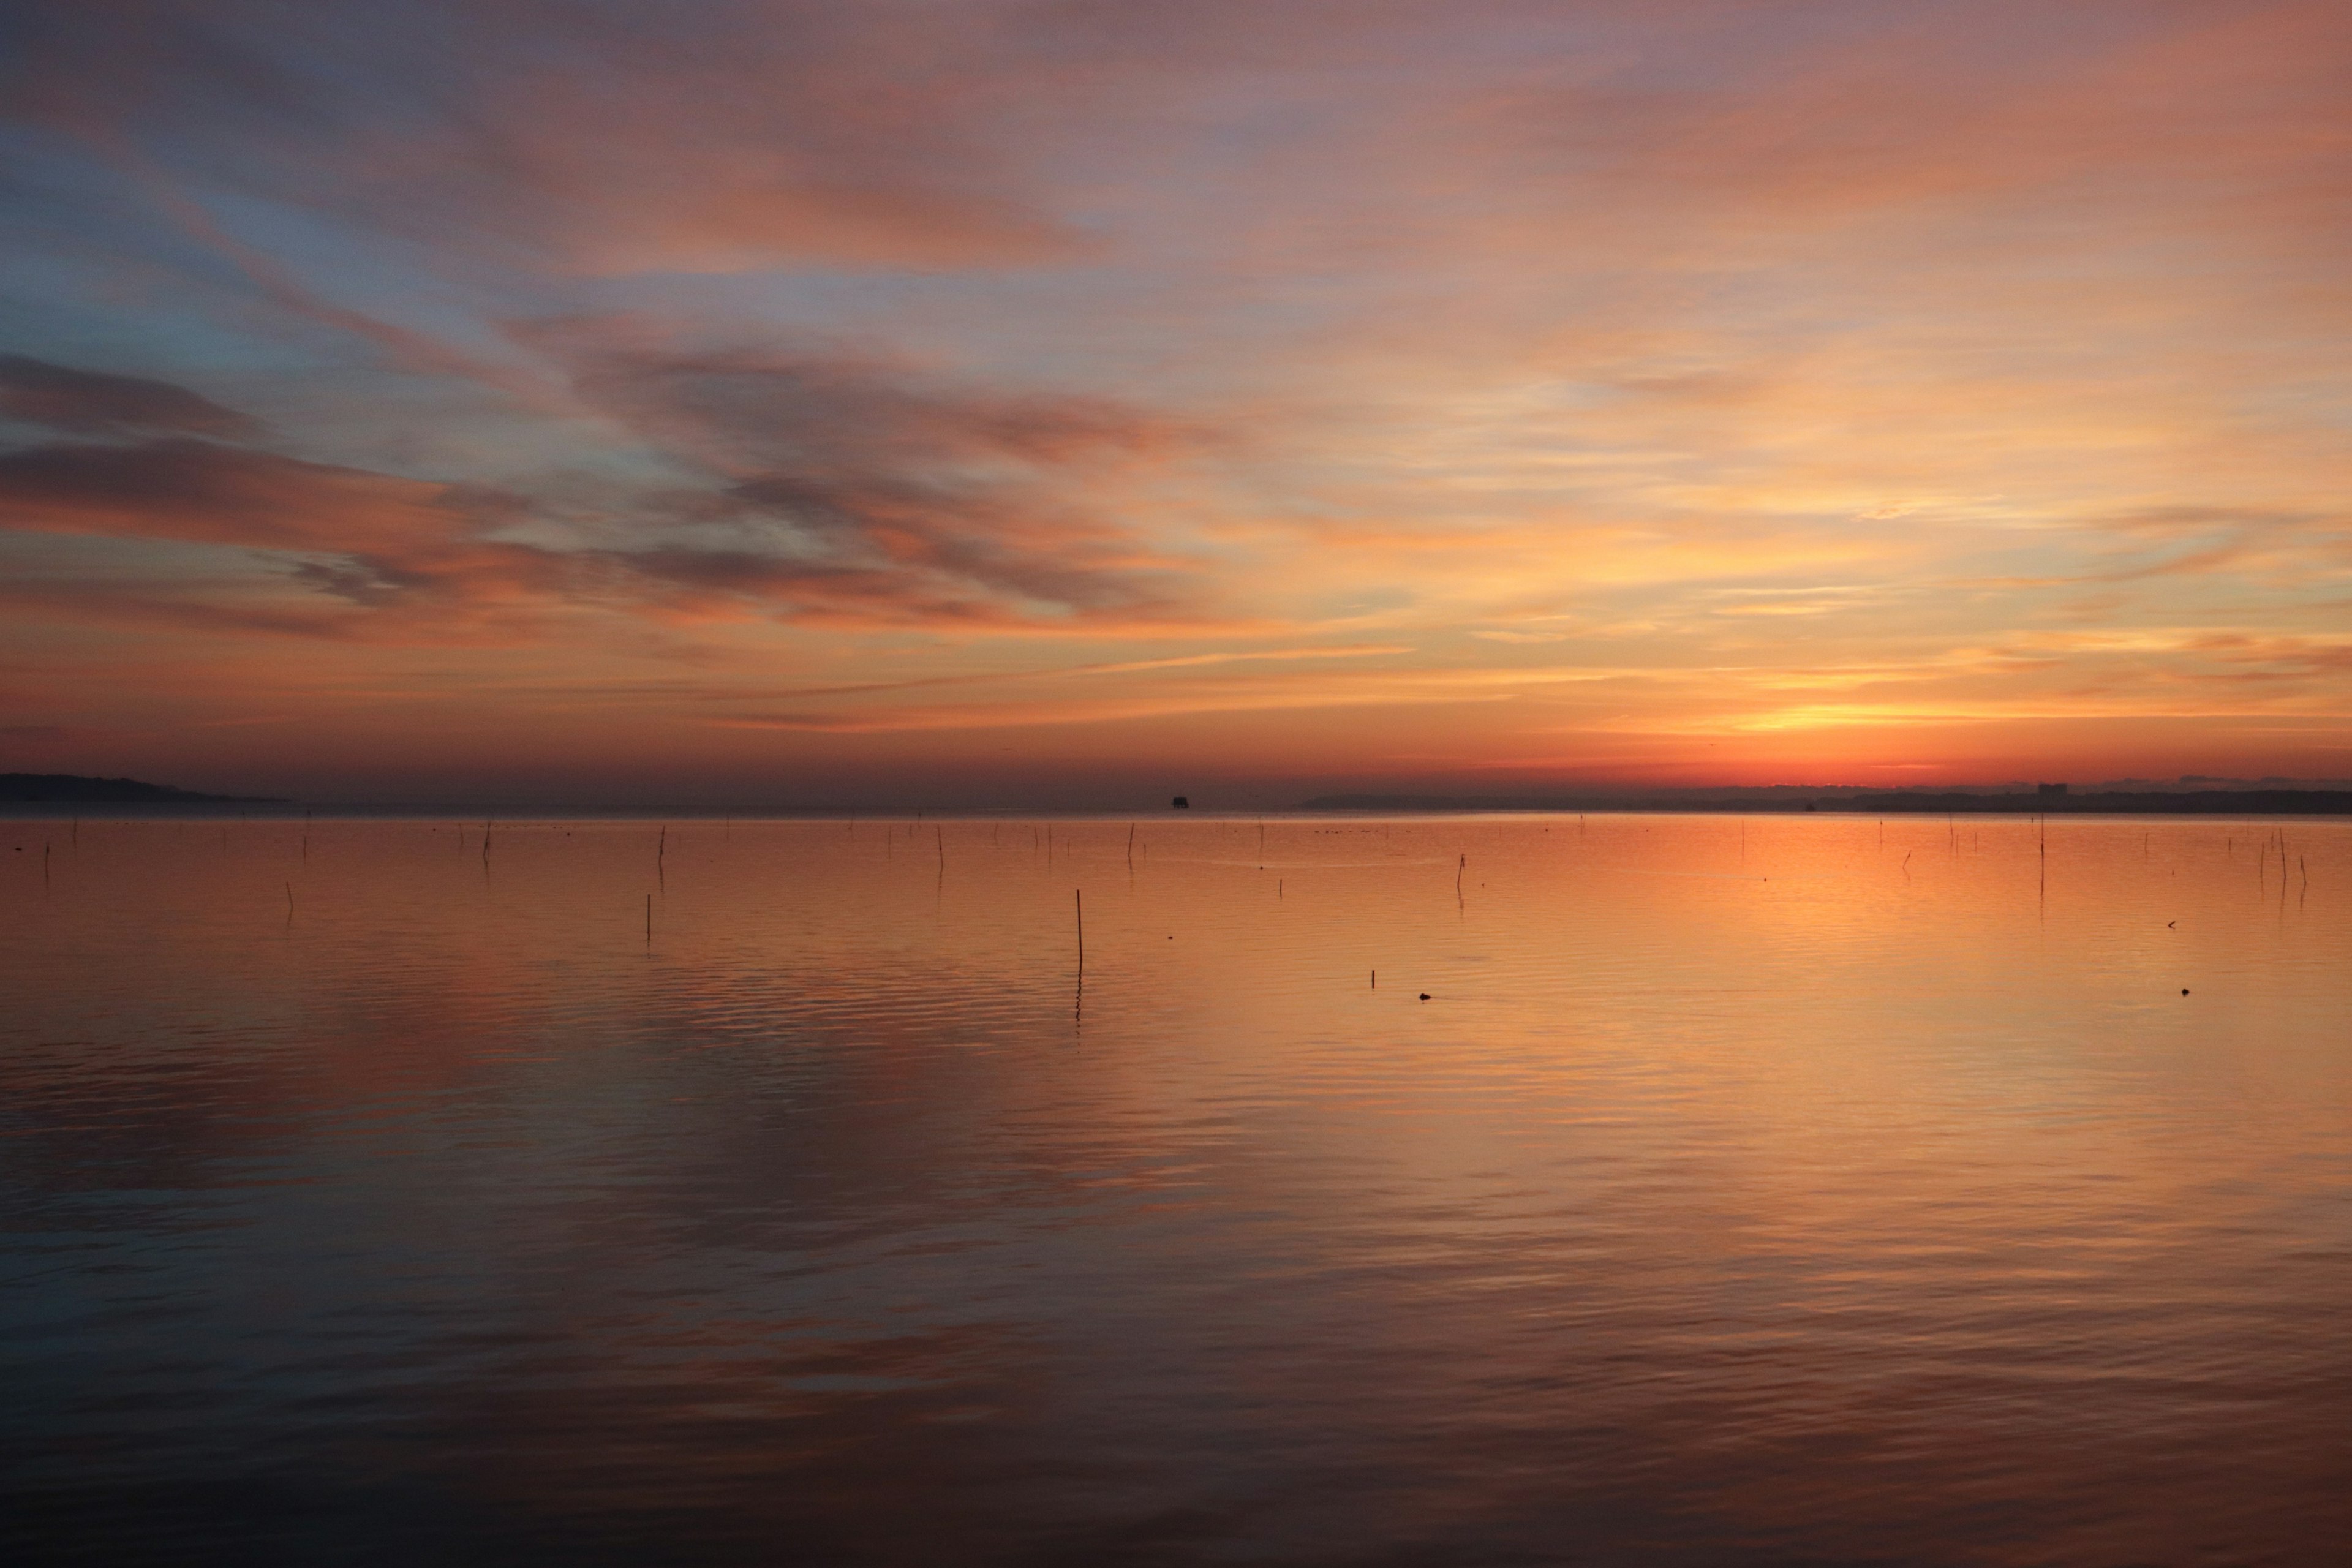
[1,0,2346,796]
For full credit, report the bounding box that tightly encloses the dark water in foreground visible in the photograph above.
[4,814,2348,1566]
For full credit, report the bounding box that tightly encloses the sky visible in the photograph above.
[1,0,2346,808]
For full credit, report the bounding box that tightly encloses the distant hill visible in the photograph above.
[0,772,282,804]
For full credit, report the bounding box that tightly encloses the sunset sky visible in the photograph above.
[2,1,2347,807]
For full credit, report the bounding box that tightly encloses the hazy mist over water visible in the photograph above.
[5,814,2350,1565]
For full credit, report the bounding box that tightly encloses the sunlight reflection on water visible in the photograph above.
[4,813,2349,1564]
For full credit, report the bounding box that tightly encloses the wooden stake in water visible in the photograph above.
[1075,888,1085,974]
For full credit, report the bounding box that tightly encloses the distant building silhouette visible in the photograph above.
[1172,796,1190,809]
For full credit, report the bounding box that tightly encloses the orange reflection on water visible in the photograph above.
[3,812,2348,1562]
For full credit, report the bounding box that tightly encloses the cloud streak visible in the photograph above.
[1,0,2347,798]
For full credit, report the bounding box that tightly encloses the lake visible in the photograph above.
[4,813,2348,1564]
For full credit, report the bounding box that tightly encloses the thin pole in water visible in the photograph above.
[1075,888,1084,974]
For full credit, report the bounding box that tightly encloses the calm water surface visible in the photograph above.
[4,814,2349,1565]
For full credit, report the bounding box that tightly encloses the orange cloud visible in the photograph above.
[2,1,2348,798]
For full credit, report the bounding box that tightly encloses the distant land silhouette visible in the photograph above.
[0,773,283,805]
[1300,790,2352,815]
[4,772,2346,815]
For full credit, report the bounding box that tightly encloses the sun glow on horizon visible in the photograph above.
[2,1,2348,805]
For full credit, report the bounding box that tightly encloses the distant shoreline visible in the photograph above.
[0,772,285,807]
[1296,790,2352,816]
[6,795,2351,821]
[8,772,2351,819]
